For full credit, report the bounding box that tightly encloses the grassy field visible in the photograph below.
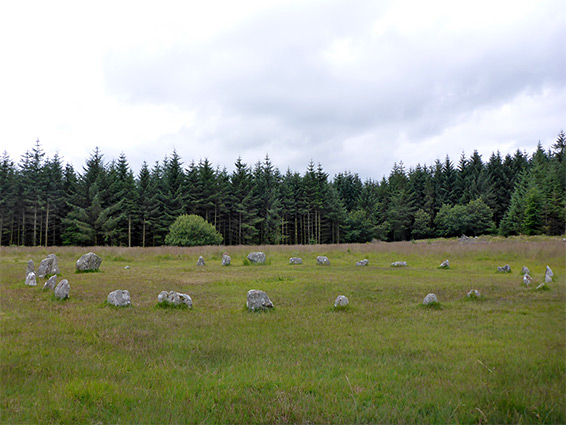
[1,237,565,424]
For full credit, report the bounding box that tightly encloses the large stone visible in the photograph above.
[157,291,193,308]
[523,274,534,286]
[423,293,438,305]
[391,261,408,267]
[222,254,231,266]
[107,290,131,307]
[246,289,273,311]
[334,295,349,307]
[521,266,530,275]
[467,289,481,298]
[43,275,57,291]
[37,254,59,277]
[25,272,37,286]
[197,256,206,266]
[54,279,70,299]
[545,265,553,283]
[76,252,102,272]
[247,252,266,264]
[497,264,511,273]
[316,256,330,266]
[356,259,369,266]
[26,260,34,279]
[439,260,450,269]
[289,257,303,265]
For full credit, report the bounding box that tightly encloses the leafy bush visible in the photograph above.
[165,215,223,246]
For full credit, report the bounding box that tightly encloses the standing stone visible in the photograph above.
[246,290,273,311]
[107,290,131,307]
[247,252,266,264]
[497,264,511,273]
[37,254,59,277]
[521,266,530,275]
[545,265,553,283]
[316,256,330,266]
[25,272,37,286]
[197,256,206,266]
[523,274,533,286]
[222,253,231,266]
[54,279,70,299]
[391,261,408,267]
[439,260,450,269]
[289,257,303,265]
[26,260,34,279]
[76,252,102,272]
[157,291,193,308]
[423,293,438,305]
[467,289,481,298]
[43,275,57,291]
[356,259,369,266]
[334,295,349,307]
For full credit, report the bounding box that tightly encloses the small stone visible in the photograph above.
[497,264,511,273]
[334,295,349,307]
[197,256,206,266]
[25,272,37,286]
[222,254,231,266]
[107,290,131,307]
[54,279,70,299]
[391,261,408,267]
[439,260,450,269]
[246,289,273,311]
[423,293,438,305]
[247,252,266,264]
[43,275,57,291]
[37,254,59,277]
[523,274,533,286]
[521,266,530,275]
[157,291,192,308]
[76,252,102,272]
[289,257,303,265]
[26,260,34,279]
[356,259,369,266]
[124,265,130,270]
[467,289,480,298]
[536,282,547,290]
[316,256,330,265]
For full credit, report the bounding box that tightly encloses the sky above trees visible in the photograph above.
[0,0,564,180]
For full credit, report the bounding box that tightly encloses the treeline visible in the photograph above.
[1,132,564,247]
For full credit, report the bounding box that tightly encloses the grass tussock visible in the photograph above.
[1,238,564,424]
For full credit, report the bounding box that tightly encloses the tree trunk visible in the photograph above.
[44,201,49,247]
[142,220,146,248]
[128,216,132,248]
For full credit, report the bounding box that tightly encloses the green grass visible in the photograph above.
[1,238,565,424]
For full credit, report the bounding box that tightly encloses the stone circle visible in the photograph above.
[391,261,407,267]
[107,290,131,307]
[497,264,511,273]
[37,254,59,277]
[289,257,303,265]
[356,259,369,266]
[423,293,438,305]
[76,252,102,272]
[222,254,231,266]
[25,272,37,286]
[54,279,70,299]
[158,291,193,308]
[247,252,266,264]
[197,256,206,266]
[316,256,330,265]
[467,289,480,298]
[246,289,273,311]
[334,295,349,307]
[43,275,57,291]
[439,260,449,269]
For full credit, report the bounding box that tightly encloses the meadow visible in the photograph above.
[1,237,565,424]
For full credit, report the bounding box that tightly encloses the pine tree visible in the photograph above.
[0,152,17,245]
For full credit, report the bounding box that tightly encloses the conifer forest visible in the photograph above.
[1,131,564,247]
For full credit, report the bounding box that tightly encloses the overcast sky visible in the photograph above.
[1,0,564,180]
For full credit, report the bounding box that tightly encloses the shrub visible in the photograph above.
[165,215,223,246]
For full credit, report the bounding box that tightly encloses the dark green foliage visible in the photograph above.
[165,214,223,246]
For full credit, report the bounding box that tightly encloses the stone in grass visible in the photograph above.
[497,264,511,273]
[289,257,303,265]
[545,265,553,283]
[43,275,57,291]
[157,291,193,308]
[467,289,481,299]
[391,261,408,267]
[26,260,34,279]
[247,252,266,264]
[439,260,450,269]
[317,256,330,266]
[423,293,438,305]
[25,272,37,286]
[521,266,530,275]
[54,279,70,300]
[523,274,534,287]
[197,256,206,266]
[222,253,231,266]
[536,282,549,291]
[37,254,59,278]
[107,290,131,307]
[246,289,273,311]
[124,265,130,270]
[356,259,369,266]
[334,295,349,307]
[76,252,102,272]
